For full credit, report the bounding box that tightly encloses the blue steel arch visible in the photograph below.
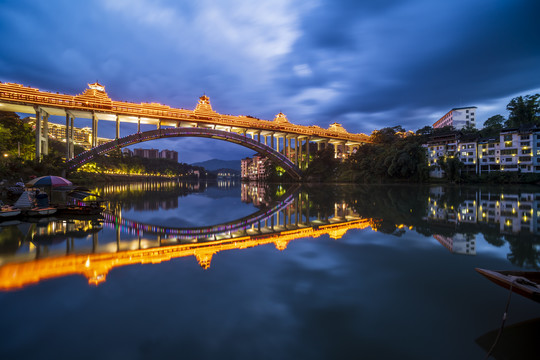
[65,128,303,179]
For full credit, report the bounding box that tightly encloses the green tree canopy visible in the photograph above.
[483,114,505,129]
[504,94,540,127]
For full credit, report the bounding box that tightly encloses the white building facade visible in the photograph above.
[433,106,477,130]
[426,125,540,177]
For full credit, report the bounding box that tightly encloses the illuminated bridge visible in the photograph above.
[0,81,371,178]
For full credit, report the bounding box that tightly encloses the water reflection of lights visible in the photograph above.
[0,218,374,291]
[425,190,540,235]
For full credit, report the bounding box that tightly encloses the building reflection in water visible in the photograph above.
[425,187,539,255]
[0,183,372,291]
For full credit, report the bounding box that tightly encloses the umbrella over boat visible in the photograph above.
[25,176,72,188]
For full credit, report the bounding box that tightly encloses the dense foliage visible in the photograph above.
[302,126,430,183]
[76,148,205,178]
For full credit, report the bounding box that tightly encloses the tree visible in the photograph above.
[370,126,404,144]
[483,114,505,129]
[438,156,463,182]
[416,126,433,137]
[504,94,540,127]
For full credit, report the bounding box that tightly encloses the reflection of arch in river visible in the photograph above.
[103,190,298,240]
[0,210,375,292]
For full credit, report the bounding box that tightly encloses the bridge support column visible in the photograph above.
[305,137,310,169]
[42,112,49,156]
[91,112,98,148]
[65,111,76,160]
[35,107,41,161]
[137,117,141,133]
[34,107,49,161]
[115,115,120,139]
[298,138,303,169]
[334,141,345,159]
[295,137,299,166]
[270,133,274,150]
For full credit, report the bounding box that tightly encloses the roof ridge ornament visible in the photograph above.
[329,122,348,133]
[195,94,214,113]
[273,111,290,124]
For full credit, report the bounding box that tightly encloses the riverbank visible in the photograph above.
[67,171,204,185]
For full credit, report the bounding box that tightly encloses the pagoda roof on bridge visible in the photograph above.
[329,122,347,133]
[194,94,216,114]
[273,112,290,124]
[75,82,112,105]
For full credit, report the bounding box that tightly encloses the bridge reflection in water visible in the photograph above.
[0,187,375,291]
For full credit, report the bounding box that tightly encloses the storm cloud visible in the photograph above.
[1,0,539,162]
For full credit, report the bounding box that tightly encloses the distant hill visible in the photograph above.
[191,159,241,172]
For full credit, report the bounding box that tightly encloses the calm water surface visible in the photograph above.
[0,182,539,359]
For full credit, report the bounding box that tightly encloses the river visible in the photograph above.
[0,181,539,359]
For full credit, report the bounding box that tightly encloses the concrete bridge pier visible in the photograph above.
[115,115,120,139]
[65,111,75,160]
[294,136,298,166]
[91,112,98,147]
[34,107,49,161]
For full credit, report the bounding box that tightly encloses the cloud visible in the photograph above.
[1,0,539,159]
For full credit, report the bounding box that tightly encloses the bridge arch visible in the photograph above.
[66,128,302,179]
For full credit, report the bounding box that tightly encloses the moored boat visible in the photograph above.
[475,268,540,303]
[25,207,58,217]
[0,206,22,219]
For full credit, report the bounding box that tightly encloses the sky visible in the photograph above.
[1,0,539,163]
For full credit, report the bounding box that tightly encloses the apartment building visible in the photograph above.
[241,154,267,181]
[425,132,460,178]
[433,106,477,130]
[159,149,178,162]
[426,125,540,177]
[477,137,501,173]
[499,125,540,173]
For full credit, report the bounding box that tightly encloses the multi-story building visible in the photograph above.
[133,148,159,159]
[425,132,460,178]
[433,106,477,130]
[499,125,540,173]
[426,125,540,177]
[159,149,178,162]
[241,154,267,181]
[477,137,500,173]
[457,135,478,173]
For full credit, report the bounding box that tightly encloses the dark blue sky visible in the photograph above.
[1,0,539,163]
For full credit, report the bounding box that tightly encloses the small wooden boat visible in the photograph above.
[0,205,22,219]
[476,268,540,303]
[25,207,58,217]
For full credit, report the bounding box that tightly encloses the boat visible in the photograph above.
[25,207,58,216]
[475,268,540,303]
[0,206,22,219]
